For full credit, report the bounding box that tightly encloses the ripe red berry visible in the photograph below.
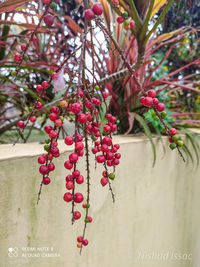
[34,101,43,109]
[14,53,22,62]
[66,174,73,182]
[143,97,153,107]
[17,120,24,128]
[110,124,117,132]
[101,144,109,153]
[110,116,116,123]
[63,192,72,202]
[41,81,49,89]
[101,177,108,186]
[66,181,74,190]
[78,150,84,157]
[103,91,109,98]
[103,125,111,132]
[39,165,49,175]
[114,144,120,150]
[153,98,159,105]
[78,114,87,124]
[84,9,95,21]
[77,236,82,243]
[130,20,135,28]
[107,160,113,166]
[72,170,80,177]
[30,116,36,123]
[48,163,55,172]
[54,119,63,127]
[44,14,54,26]
[169,128,177,136]
[52,73,58,80]
[112,158,119,165]
[82,239,88,246]
[75,142,84,151]
[51,106,59,113]
[96,155,105,163]
[103,136,112,146]
[111,147,117,153]
[74,193,84,203]
[92,97,101,106]
[92,147,98,154]
[49,113,57,121]
[147,89,156,98]
[156,103,165,112]
[65,136,73,145]
[76,175,84,184]
[74,211,81,220]
[49,130,58,139]
[64,160,73,170]
[44,125,52,134]
[71,103,81,114]
[69,153,79,163]
[117,16,124,24]
[139,96,145,105]
[43,177,51,185]
[88,216,92,223]
[115,153,121,159]
[92,3,103,15]
[38,156,46,164]
[36,85,43,92]
[21,43,26,51]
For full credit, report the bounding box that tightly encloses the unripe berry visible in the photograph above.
[177,140,184,147]
[169,143,176,150]
[92,3,103,15]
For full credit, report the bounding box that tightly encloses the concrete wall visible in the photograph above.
[0,135,200,267]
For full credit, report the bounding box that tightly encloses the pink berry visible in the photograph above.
[30,116,36,123]
[101,177,108,186]
[49,113,57,121]
[14,53,22,62]
[39,165,49,175]
[78,114,87,124]
[147,89,156,98]
[41,81,49,89]
[64,160,73,170]
[84,9,95,21]
[17,120,24,128]
[82,239,88,246]
[76,175,84,184]
[54,119,63,127]
[117,16,124,24]
[63,192,72,202]
[74,193,84,203]
[49,130,58,139]
[43,177,51,185]
[96,155,105,163]
[44,14,54,26]
[169,128,177,136]
[69,153,79,163]
[38,156,46,164]
[74,211,81,220]
[44,125,52,134]
[65,136,73,145]
[66,181,74,190]
[156,103,165,112]
[92,3,103,15]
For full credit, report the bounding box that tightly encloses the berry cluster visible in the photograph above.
[84,3,103,21]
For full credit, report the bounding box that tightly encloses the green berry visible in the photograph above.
[177,140,184,147]
[45,139,50,144]
[172,135,179,141]
[84,218,89,223]
[123,20,129,27]
[95,85,100,91]
[24,54,29,61]
[85,203,90,209]
[123,11,129,18]
[91,135,96,141]
[44,144,50,151]
[50,2,57,10]
[11,71,16,76]
[109,173,115,180]
[169,143,176,150]
[161,111,167,118]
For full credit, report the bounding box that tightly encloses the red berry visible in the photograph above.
[41,81,49,89]
[43,177,51,185]
[103,125,111,132]
[112,158,119,165]
[106,114,112,121]
[75,142,84,151]
[82,239,88,246]
[139,96,145,105]
[38,156,46,164]
[130,20,135,28]
[44,125,52,134]
[44,14,54,26]
[92,3,103,15]
[92,97,101,106]
[48,163,55,171]
[36,85,43,92]
[88,216,92,223]
[66,181,74,190]
[101,144,109,153]
[169,128,177,136]
[156,103,165,112]
[51,106,59,113]
[143,97,153,107]
[84,9,95,21]
[52,73,58,80]
[111,147,117,153]
[147,89,156,98]
[74,193,84,203]
[79,90,84,97]
[115,153,121,159]
[76,134,83,142]
[76,175,84,184]
[169,137,173,143]
[110,116,116,123]
[78,150,84,157]
[103,91,109,98]
[30,116,36,123]
[49,113,57,121]
[69,153,79,163]
[110,124,117,132]
[54,119,63,127]
[65,136,73,145]
[74,211,81,220]
[63,192,72,202]
[64,160,73,170]
[153,98,159,105]
[114,144,120,150]
[78,114,87,124]
[49,130,58,139]
[117,16,124,24]
[101,177,108,186]
[72,170,80,177]
[66,174,73,182]
[103,136,112,146]
[107,160,113,166]
[34,101,43,109]
[92,147,98,154]
[96,155,105,163]
[21,43,26,51]
[14,53,22,62]
[17,120,24,128]
[71,103,81,114]
[39,165,49,175]
[77,236,82,243]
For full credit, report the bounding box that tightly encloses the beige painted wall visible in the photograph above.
[0,135,200,267]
